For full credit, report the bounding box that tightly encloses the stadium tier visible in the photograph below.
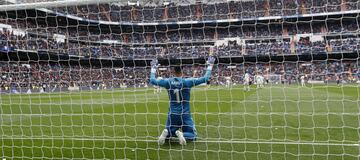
[0,0,360,159]
[0,60,358,92]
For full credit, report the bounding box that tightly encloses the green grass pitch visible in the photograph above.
[0,84,359,159]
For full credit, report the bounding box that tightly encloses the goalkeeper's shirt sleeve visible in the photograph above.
[149,68,169,88]
[186,65,213,87]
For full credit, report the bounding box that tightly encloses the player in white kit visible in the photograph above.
[300,75,306,87]
[225,77,231,88]
[243,73,250,91]
[255,74,264,89]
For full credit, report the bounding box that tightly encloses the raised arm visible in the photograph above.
[149,59,169,88]
[187,57,215,87]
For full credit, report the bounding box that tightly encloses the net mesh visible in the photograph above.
[0,0,360,159]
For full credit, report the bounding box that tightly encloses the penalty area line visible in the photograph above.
[2,137,359,147]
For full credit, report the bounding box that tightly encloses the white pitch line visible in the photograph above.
[2,137,359,147]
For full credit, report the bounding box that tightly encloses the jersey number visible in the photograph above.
[173,89,181,103]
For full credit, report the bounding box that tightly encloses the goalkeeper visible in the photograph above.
[149,57,215,145]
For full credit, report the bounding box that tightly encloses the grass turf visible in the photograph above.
[0,84,359,159]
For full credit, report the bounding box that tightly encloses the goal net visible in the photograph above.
[0,0,359,159]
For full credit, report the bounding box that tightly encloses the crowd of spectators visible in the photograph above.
[1,19,360,59]
[192,60,358,85]
[0,1,358,92]
[1,27,360,59]
[0,29,68,54]
[50,0,359,22]
[25,20,355,44]
[0,62,148,91]
[0,60,358,92]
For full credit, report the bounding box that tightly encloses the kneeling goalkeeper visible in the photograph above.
[149,57,215,145]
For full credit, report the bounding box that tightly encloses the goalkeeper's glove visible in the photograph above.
[150,59,158,68]
[207,56,215,66]
[150,59,158,73]
[206,56,215,70]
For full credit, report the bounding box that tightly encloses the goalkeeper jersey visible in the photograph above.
[150,66,213,114]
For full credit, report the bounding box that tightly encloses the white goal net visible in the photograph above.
[0,0,359,159]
